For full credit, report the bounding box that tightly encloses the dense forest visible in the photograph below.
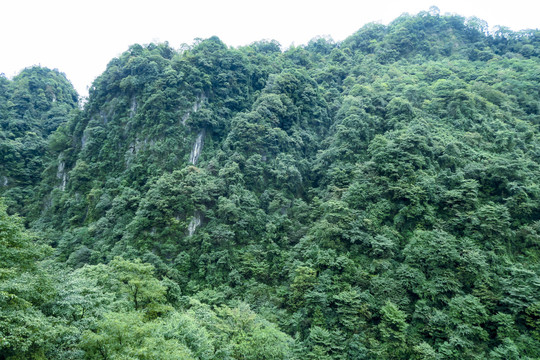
[1,8,540,359]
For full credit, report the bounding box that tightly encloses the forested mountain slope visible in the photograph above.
[1,10,540,359]
[0,67,78,215]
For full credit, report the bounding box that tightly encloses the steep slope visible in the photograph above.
[0,66,78,215]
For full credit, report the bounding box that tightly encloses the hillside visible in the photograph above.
[1,10,540,359]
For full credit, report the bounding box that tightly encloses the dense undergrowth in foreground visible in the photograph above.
[1,9,540,359]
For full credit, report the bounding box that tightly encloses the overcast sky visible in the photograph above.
[2,0,539,97]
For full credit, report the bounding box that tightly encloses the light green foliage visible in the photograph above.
[0,200,55,359]
[377,301,409,359]
[108,257,170,314]
[80,300,294,360]
[290,266,317,310]
[81,311,195,360]
[212,303,294,360]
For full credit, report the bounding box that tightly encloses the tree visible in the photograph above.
[0,199,54,358]
[108,257,170,315]
[377,301,409,359]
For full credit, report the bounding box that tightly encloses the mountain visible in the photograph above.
[0,66,78,215]
[1,10,540,359]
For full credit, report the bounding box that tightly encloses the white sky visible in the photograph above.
[1,0,539,97]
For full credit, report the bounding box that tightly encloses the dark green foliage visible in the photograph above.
[2,9,540,359]
[0,67,78,216]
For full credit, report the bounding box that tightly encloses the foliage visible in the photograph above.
[2,9,540,359]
